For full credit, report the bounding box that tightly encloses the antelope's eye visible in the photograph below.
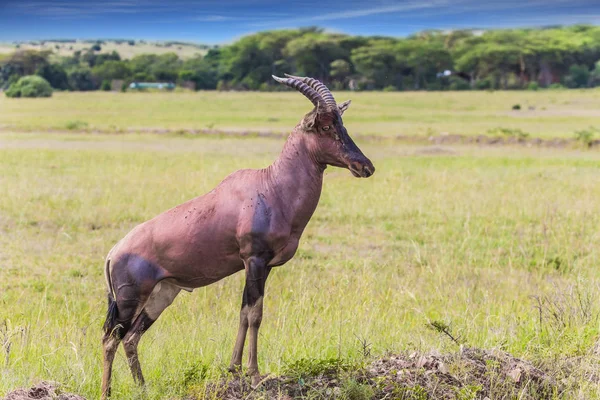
[322,125,331,131]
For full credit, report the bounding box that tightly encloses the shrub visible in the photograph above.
[5,75,53,98]
[562,64,590,88]
[512,104,521,110]
[548,83,565,89]
[474,77,493,90]
[448,76,471,91]
[383,85,398,92]
[67,67,97,91]
[65,120,89,130]
[100,80,111,91]
[574,126,599,148]
[526,81,539,91]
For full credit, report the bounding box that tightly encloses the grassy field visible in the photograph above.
[0,40,207,59]
[1,128,600,398]
[1,89,600,139]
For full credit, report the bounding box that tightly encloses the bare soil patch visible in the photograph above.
[2,382,85,400]
[202,348,562,399]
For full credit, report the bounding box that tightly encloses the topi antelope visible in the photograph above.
[101,74,375,398]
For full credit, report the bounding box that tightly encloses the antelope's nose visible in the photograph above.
[350,160,375,178]
[363,163,375,177]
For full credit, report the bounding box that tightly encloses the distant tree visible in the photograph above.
[330,59,351,86]
[36,63,69,90]
[0,50,51,88]
[67,66,97,91]
[5,75,53,97]
[92,60,131,81]
[91,43,102,51]
[563,64,591,88]
[284,33,347,81]
[589,61,600,87]
[351,40,402,89]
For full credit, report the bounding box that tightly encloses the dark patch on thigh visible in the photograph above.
[109,254,166,332]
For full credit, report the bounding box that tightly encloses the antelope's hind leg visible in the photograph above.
[122,280,181,387]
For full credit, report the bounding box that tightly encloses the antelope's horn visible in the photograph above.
[284,74,337,110]
[272,75,324,108]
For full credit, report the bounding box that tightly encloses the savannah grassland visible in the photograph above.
[1,90,600,399]
[1,89,600,138]
[0,40,207,60]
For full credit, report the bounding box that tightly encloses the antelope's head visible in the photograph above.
[273,74,375,178]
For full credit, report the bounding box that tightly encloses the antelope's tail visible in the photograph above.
[102,254,120,337]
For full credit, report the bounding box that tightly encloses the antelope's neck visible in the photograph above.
[265,130,324,232]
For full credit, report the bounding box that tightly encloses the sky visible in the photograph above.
[0,0,599,43]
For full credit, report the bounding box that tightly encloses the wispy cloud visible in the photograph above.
[193,15,237,22]
[249,0,454,27]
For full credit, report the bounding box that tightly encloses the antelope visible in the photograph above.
[101,74,375,398]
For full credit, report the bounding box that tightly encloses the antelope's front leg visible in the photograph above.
[229,256,271,386]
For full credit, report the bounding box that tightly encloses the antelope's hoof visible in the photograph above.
[228,365,242,374]
[250,374,261,389]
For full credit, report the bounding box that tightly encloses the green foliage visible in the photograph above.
[36,63,68,90]
[3,26,600,91]
[284,357,360,379]
[64,120,89,130]
[512,104,521,110]
[5,75,52,98]
[573,126,599,148]
[487,127,529,139]
[92,60,130,81]
[448,76,471,90]
[100,80,111,91]
[563,64,590,88]
[67,66,97,91]
[340,379,375,400]
[590,61,600,87]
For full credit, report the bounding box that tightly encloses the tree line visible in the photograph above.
[2,25,600,92]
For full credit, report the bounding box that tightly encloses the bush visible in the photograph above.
[448,76,471,91]
[100,80,111,91]
[5,75,53,98]
[574,127,599,148]
[67,67,97,91]
[383,85,398,92]
[474,77,493,90]
[563,64,590,88]
[512,104,521,110]
[526,81,539,91]
[548,83,565,89]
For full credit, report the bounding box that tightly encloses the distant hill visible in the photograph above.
[0,39,211,59]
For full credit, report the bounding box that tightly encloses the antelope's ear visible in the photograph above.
[338,100,351,115]
[301,106,319,132]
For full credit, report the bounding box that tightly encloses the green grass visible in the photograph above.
[1,132,599,398]
[2,89,600,138]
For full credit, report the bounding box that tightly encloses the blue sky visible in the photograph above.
[0,0,599,43]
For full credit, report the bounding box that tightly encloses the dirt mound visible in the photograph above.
[2,382,85,400]
[201,348,561,399]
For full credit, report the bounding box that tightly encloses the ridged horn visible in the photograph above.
[272,75,324,108]
[284,74,337,110]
